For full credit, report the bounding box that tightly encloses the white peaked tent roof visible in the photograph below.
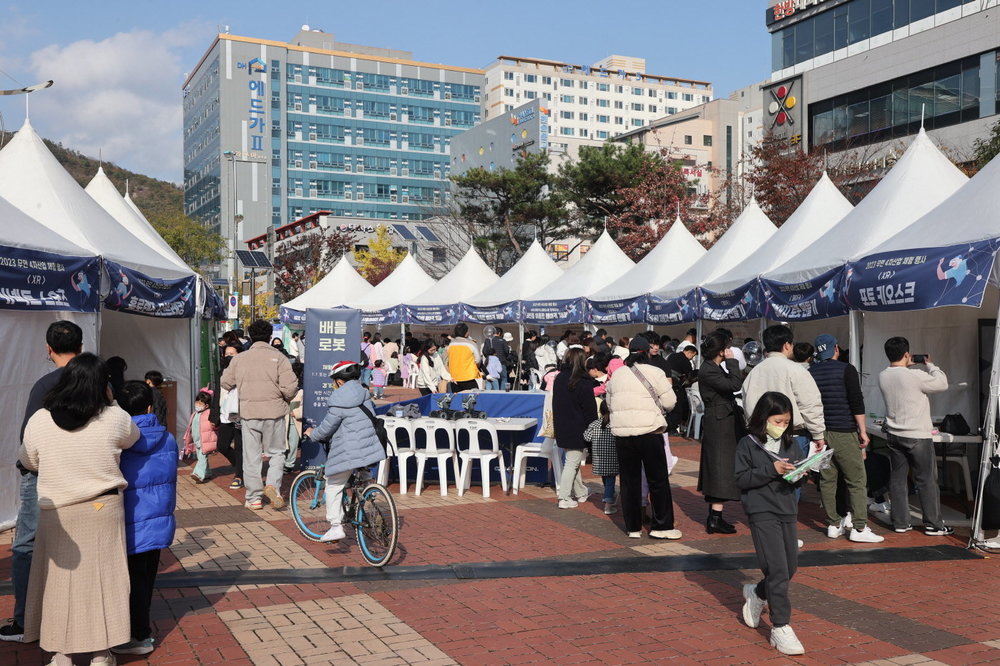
[707,173,853,294]
[0,195,95,258]
[651,198,777,300]
[408,246,498,306]
[85,167,192,276]
[867,147,1000,254]
[765,129,968,284]
[282,256,373,311]
[589,217,706,302]
[353,253,436,312]
[0,121,190,278]
[465,239,564,307]
[526,230,634,301]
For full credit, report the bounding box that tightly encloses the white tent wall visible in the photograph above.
[0,311,99,531]
[859,290,998,429]
[99,310,193,438]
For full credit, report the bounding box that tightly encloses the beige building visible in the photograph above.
[482,55,713,163]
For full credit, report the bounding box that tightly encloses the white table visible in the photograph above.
[486,417,538,432]
[865,418,982,445]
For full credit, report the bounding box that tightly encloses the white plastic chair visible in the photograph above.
[404,360,418,389]
[686,388,704,440]
[512,437,562,494]
[454,419,508,498]
[411,417,459,496]
[377,416,404,489]
[936,440,974,502]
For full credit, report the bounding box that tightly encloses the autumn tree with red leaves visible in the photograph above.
[274,228,355,302]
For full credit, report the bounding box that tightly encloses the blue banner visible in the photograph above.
[522,297,586,325]
[760,267,848,321]
[301,308,362,467]
[361,306,405,326]
[844,239,1000,312]
[406,304,463,326]
[587,296,647,325]
[201,286,227,320]
[647,290,698,324]
[280,306,305,325]
[461,301,522,324]
[700,281,762,322]
[0,245,100,312]
[103,261,196,318]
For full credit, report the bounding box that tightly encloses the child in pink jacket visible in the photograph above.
[183,388,218,483]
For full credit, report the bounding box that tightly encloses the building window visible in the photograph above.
[648,89,657,97]
[633,87,644,96]
[597,130,609,138]
[560,126,575,135]
[667,91,677,100]
[578,97,588,105]
[543,92,552,100]
[683,93,694,102]
[668,106,678,114]
[615,116,624,125]
[525,74,537,83]
[703,135,713,146]
[614,100,624,109]
[542,76,552,85]
[579,81,588,89]
[597,99,610,107]
[649,105,658,114]
[616,85,624,93]
[632,119,643,127]
[580,128,589,137]
[702,95,710,103]
[504,88,514,97]
[597,82,610,91]
[631,102,644,111]
[684,135,692,145]
[525,90,537,99]
[431,247,447,263]
[561,94,575,103]
[560,110,575,119]
[597,114,609,123]
[547,243,569,261]
[579,112,588,121]
[809,52,982,151]
[560,78,574,88]
[504,71,514,80]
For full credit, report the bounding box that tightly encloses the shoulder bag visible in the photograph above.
[358,403,390,455]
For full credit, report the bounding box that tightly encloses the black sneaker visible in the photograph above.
[925,526,954,536]
[893,525,913,533]
[0,619,24,642]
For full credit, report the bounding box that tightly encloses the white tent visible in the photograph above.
[464,239,563,308]
[353,253,436,313]
[281,256,373,320]
[408,246,498,306]
[706,173,853,295]
[589,217,706,304]
[764,129,968,286]
[0,196,101,530]
[525,230,633,302]
[0,121,198,437]
[650,198,778,301]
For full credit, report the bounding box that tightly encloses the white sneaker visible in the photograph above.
[626,531,642,538]
[320,524,346,542]
[770,625,805,655]
[826,524,844,539]
[841,512,853,530]
[741,583,766,628]
[849,526,885,543]
[558,499,579,509]
[797,539,804,548]
[649,529,682,540]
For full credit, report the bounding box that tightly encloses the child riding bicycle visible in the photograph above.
[303,361,386,543]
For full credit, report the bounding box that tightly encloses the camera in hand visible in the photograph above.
[911,354,927,364]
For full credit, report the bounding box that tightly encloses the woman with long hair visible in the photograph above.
[697,331,745,534]
[415,338,442,395]
[20,353,141,665]
[551,346,598,508]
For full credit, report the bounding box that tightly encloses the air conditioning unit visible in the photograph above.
[309,161,317,169]
[390,195,397,203]
[401,195,410,204]
[356,192,365,200]
[390,167,397,176]
[355,137,364,146]
[389,112,397,121]
[444,91,452,99]
[433,196,441,205]
[356,82,364,90]
[356,165,365,173]
[294,188,303,196]
[433,170,441,179]
[344,164,352,172]
[294,74,302,83]
[308,132,317,140]
[294,160,303,168]
[345,191,353,199]
[474,95,480,103]
[294,102,302,111]
[401,168,409,176]
[309,188,318,197]
[444,119,452,126]
[400,87,408,95]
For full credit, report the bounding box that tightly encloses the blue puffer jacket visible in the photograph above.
[121,413,178,555]
[311,380,386,476]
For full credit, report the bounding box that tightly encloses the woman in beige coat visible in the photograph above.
[605,337,679,540]
[20,353,140,665]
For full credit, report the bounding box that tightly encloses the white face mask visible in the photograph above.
[196,403,208,413]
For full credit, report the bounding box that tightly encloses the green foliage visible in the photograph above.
[354,225,407,285]
[971,118,1000,173]
[148,211,225,267]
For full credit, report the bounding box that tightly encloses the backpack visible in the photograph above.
[360,342,372,367]
[358,403,389,455]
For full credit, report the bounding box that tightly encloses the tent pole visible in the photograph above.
[695,319,703,369]
[518,322,525,391]
[848,310,861,368]
[970,300,1000,546]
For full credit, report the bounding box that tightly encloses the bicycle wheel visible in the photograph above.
[355,483,399,567]
[290,469,327,541]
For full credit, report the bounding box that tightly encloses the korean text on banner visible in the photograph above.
[760,266,848,322]
[0,245,100,313]
[103,260,196,318]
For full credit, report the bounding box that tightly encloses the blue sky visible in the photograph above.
[0,1,770,184]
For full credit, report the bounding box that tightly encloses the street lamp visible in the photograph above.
[222,150,264,325]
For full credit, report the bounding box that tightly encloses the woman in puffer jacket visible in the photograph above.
[304,361,386,543]
[605,336,679,540]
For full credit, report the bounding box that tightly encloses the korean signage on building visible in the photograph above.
[237,57,268,154]
[766,0,835,26]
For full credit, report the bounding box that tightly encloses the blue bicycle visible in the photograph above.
[289,466,399,567]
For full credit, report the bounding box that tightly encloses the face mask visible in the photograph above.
[766,422,787,440]
[196,404,208,413]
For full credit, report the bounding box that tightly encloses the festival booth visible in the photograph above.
[0,121,199,437]
[523,230,634,328]
[761,128,968,369]
[463,239,563,325]
[647,199,777,340]
[406,245,499,328]
[0,196,101,530]
[279,256,373,326]
[353,253,435,333]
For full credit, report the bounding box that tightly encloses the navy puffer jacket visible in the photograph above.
[312,380,386,476]
[121,413,178,555]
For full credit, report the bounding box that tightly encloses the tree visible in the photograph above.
[971,118,1000,173]
[451,152,569,271]
[274,227,355,302]
[353,225,406,285]
[148,211,226,268]
[557,142,653,237]
[239,290,278,323]
[606,151,695,260]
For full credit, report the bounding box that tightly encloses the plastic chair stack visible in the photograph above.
[686,388,705,440]
[411,417,459,496]
[511,437,562,494]
[381,417,414,492]
[454,418,508,498]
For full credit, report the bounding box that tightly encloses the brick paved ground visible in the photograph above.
[2,422,999,665]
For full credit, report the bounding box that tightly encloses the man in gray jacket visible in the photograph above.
[743,325,826,458]
[222,319,299,510]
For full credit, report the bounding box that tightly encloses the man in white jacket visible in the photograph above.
[743,325,826,458]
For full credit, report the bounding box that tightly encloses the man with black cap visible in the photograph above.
[809,334,882,543]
